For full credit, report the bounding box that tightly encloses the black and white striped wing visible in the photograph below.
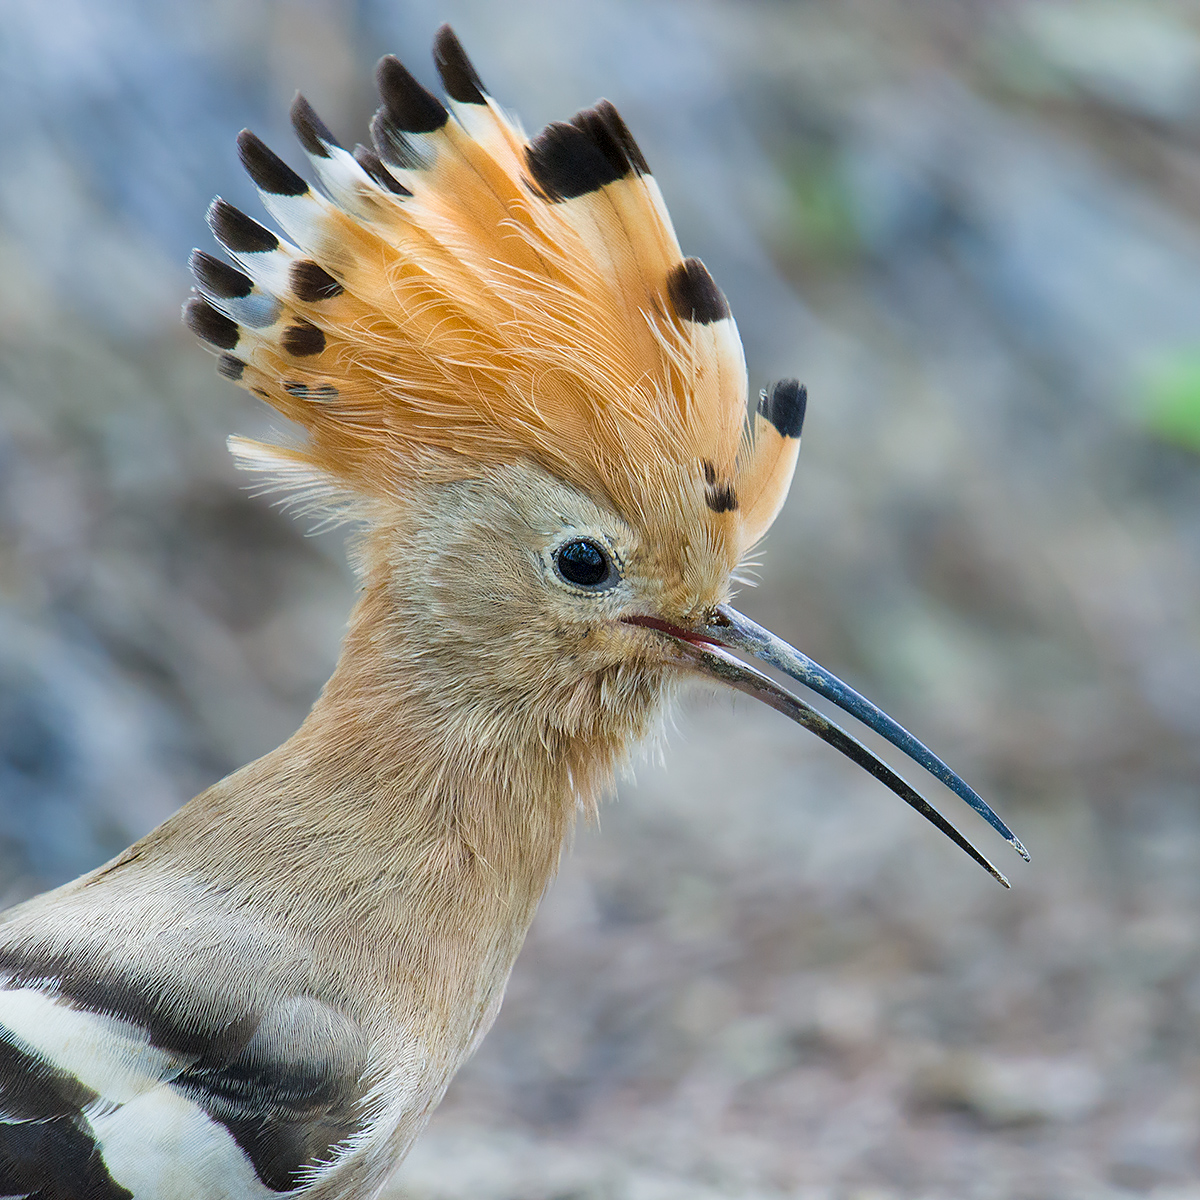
[0,955,370,1198]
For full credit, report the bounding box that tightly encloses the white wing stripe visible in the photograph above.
[0,987,187,1104]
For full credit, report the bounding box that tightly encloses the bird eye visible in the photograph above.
[553,538,617,590]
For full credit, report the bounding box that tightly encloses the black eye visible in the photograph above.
[553,538,615,589]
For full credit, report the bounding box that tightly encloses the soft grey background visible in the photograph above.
[2,1,1199,1196]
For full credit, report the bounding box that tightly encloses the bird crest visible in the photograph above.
[185,26,804,571]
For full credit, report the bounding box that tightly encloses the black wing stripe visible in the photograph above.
[174,997,369,1191]
[0,1034,132,1200]
[0,949,370,1192]
[0,946,254,1060]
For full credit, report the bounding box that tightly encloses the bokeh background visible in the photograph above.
[3,0,1200,1195]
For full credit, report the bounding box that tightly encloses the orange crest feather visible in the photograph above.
[185,26,804,560]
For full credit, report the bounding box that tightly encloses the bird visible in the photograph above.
[0,26,1027,1199]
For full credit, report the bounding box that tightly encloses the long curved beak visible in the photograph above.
[625,605,1026,888]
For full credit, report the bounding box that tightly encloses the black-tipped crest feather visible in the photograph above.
[376,55,448,135]
[578,101,649,176]
[237,130,309,197]
[706,483,738,513]
[190,250,252,299]
[291,260,344,302]
[666,258,729,324]
[282,323,326,357]
[370,110,425,170]
[353,145,412,194]
[217,354,245,381]
[184,298,240,350]
[433,26,487,105]
[525,101,648,202]
[758,380,807,439]
[290,94,342,158]
[208,199,279,254]
[526,120,623,201]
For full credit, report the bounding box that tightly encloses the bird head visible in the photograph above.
[185,27,1025,882]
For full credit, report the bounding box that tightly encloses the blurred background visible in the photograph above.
[2,0,1200,1195]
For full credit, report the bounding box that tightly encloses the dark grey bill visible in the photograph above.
[665,638,1011,887]
[702,605,1028,861]
[624,606,1025,886]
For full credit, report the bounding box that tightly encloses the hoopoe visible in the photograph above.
[0,27,1026,1199]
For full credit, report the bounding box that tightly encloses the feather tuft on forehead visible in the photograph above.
[186,25,802,559]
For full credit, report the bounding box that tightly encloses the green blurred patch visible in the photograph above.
[1141,351,1200,452]
[779,146,859,267]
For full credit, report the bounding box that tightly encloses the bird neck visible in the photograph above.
[147,577,642,1062]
